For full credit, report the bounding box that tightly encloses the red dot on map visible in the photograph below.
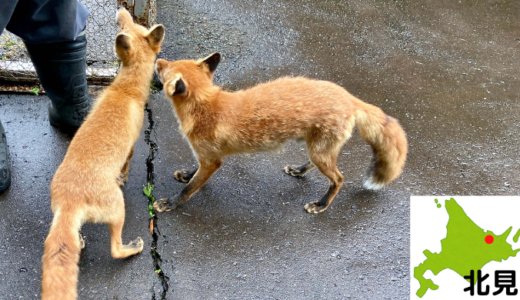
[485,235,494,244]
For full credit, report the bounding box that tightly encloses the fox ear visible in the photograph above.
[166,77,186,97]
[115,33,133,60]
[116,8,133,28]
[200,52,221,73]
[145,24,165,52]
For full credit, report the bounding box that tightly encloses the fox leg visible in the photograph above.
[154,159,221,212]
[284,161,315,177]
[173,167,199,183]
[108,189,143,258]
[117,147,134,186]
[304,146,344,214]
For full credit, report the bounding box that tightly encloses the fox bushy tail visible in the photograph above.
[353,99,408,190]
[41,209,82,300]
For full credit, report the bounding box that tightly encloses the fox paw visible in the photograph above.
[284,165,306,177]
[304,201,329,214]
[127,237,144,252]
[173,169,191,183]
[153,198,178,212]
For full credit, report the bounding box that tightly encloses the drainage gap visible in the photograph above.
[143,100,170,299]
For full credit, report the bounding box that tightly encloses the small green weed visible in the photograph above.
[29,87,39,95]
[143,182,155,217]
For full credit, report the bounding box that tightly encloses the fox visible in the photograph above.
[40,8,164,300]
[153,52,407,215]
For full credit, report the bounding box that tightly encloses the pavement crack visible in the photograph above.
[144,100,170,299]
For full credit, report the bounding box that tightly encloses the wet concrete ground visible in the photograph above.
[1,0,520,299]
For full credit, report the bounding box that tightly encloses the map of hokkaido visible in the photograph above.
[412,197,520,298]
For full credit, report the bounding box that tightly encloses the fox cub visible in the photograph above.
[153,53,407,214]
[41,9,164,300]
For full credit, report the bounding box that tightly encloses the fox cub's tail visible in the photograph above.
[353,100,408,190]
[41,209,82,300]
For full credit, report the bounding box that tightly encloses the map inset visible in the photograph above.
[414,198,520,298]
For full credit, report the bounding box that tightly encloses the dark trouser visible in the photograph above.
[1,0,88,43]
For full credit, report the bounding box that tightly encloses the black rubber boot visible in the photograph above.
[0,121,11,193]
[24,34,91,134]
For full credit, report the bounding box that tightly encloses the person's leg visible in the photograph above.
[24,33,91,133]
[0,0,89,192]
[0,121,11,192]
[5,0,91,133]
[0,1,20,192]
[0,1,19,36]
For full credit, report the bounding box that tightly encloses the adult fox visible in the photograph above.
[41,9,164,300]
[153,53,407,214]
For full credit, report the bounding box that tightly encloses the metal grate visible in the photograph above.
[82,0,120,84]
[0,0,156,88]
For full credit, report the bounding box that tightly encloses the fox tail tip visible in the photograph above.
[363,178,385,190]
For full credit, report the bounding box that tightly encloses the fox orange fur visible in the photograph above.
[153,53,407,214]
[41,9,164,300]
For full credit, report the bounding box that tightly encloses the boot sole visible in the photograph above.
[49,118,79,135]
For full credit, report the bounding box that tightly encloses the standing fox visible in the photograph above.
[41,9,164,300]
[153,53,407,214]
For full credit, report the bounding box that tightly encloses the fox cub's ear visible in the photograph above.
[116,8,133,28]
[200,52,221,73]
[145,24,165,52]
[166,77,186,97]
[115,33,133,60]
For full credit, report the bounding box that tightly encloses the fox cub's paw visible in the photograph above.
[173,169,191,183]
[304,201,329,214]
[153,198,178,212]
[284,165,306,177]
[127,237,144,252]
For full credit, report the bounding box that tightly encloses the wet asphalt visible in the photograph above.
[1,0,519,299]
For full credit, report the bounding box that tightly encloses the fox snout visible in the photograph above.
[155,59,167,76]
[154,59,168,90]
